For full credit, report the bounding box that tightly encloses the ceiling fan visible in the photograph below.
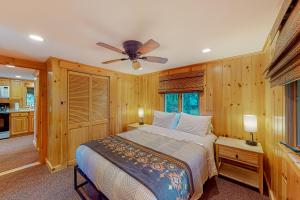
[96,39,168,70]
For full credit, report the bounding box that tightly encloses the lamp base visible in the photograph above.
[139,122,144,125]
[246,140,257,146]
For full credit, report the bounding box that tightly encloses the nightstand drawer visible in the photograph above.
[219,145,259,166]
[237,149,259,166]
[219,145,237,159]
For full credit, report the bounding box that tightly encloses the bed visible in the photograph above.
[75,124,217,200]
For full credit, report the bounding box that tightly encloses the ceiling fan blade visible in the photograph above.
[102,58,128,64]
[96,42,125,54]
[132,60,142,70]
[141,56,168,64]
[137,39,160,55]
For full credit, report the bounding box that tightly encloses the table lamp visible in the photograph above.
[243,115,258,146]
[138,107,144,125]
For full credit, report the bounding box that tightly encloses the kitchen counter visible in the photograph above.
[0,109,35,114]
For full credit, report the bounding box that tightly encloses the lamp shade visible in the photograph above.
[138,107,144,118]
[243,115,257,133]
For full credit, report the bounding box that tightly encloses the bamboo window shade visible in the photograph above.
[158,70,204,93]
[265,1,300,86]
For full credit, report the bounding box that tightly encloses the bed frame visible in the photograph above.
[74,165,108,200]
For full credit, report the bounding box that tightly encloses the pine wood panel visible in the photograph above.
[138,53,265,144]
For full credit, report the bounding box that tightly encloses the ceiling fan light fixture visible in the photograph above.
[132,60,142,70]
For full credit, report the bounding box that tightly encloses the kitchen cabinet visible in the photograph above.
[0,78,10,86]
[10,112,29,135]
[10,80,22,99]
[10,111,35,135]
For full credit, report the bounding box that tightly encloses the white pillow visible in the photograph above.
[176,112,212,136]
[152,111,177,129]
[171,113,181,129]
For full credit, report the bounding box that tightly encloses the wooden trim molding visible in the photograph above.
[0,55,46,70]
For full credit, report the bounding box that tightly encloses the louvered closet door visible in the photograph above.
[90,75,109,140]
[68,71,90,164]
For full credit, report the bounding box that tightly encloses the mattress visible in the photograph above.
[76,125,218,200]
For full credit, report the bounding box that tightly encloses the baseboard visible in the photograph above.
[45,158,66,173]
[0,161,40,177]
[264,172,276,200]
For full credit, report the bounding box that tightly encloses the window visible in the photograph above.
[286,80,300,148]
[182,92,200,115]
[164,93,179,113]
[164,92,200,115]
[26,87,35,107]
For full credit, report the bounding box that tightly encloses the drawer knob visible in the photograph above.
[235,154,238,159]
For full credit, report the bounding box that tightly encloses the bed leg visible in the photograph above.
[74,165,78,190]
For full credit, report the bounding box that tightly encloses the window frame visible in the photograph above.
[163,91,201,114]
[287,81,300,148]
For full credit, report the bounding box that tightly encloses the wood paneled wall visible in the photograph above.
[138,49,300,198]
[138,53,266,144]
[46,57,139,171]
[262,32,300,199]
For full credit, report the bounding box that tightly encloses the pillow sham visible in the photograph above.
[152,111,177,129]
[171,113,181,129]
[176,112,212,136]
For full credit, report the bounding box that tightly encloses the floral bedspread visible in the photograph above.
[83,135,194,200]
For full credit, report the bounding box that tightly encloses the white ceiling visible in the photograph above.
[0,0,283,74]
[0,65,37,80]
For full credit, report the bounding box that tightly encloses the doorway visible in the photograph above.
[0,64,42,174]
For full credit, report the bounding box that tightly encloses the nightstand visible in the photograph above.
[127,123,147,131]
[215,137,264,194]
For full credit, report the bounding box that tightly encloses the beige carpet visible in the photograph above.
[0,134,39,173]
[0,165,269,200]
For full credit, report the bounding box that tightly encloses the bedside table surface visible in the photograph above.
[216,136,263,154]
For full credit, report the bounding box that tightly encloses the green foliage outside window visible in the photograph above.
[165,93,179,113]
[182,92,199,115]
[164,92,200,115]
